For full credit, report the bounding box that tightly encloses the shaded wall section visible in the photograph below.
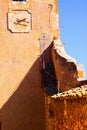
[0,58,46,130]
[0,0,59,129]
[52,39,78,92]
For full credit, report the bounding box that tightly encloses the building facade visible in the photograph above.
[0,0,85,130]
[0,0,59,130]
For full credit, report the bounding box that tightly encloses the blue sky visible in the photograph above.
[58,0,87,78]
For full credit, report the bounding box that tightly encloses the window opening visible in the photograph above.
[12,0,26,2]
[0,122,1,130]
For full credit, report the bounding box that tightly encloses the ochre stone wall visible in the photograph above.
[51,39,78,92]
[0,0,59,130]
[1,1,86,130]
[45,86,87,130]
[45,39,87,130]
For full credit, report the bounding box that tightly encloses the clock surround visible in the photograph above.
[8,10,32,33]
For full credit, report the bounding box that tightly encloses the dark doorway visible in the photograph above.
[39,34,58,95]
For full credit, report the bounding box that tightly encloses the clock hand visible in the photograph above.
[14,18,29,25]
[16,23,27,26]
[14,22,27,26]
[16,18,27,23]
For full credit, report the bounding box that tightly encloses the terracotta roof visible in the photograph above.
[51,85,87,99]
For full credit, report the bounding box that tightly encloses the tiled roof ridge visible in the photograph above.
[52,85,87,99]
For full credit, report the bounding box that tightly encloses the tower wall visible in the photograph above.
[0,0,59,130]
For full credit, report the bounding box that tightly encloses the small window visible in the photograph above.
[12,0,26,2]
[0,122,1,130]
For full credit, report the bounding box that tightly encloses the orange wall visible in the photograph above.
[0,0,59,130]
[46,96,87,130]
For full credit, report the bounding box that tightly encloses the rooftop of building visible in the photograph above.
[51,85,87,100]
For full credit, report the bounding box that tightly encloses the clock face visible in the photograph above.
[8,10,31,33]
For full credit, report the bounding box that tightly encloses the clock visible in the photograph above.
[8,10,31,33]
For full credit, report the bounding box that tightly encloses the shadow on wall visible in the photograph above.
[0,41,87,130]
[0,57,46,130]
[41,43,58,95]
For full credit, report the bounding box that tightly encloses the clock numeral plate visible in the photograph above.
[8,10,31,33]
